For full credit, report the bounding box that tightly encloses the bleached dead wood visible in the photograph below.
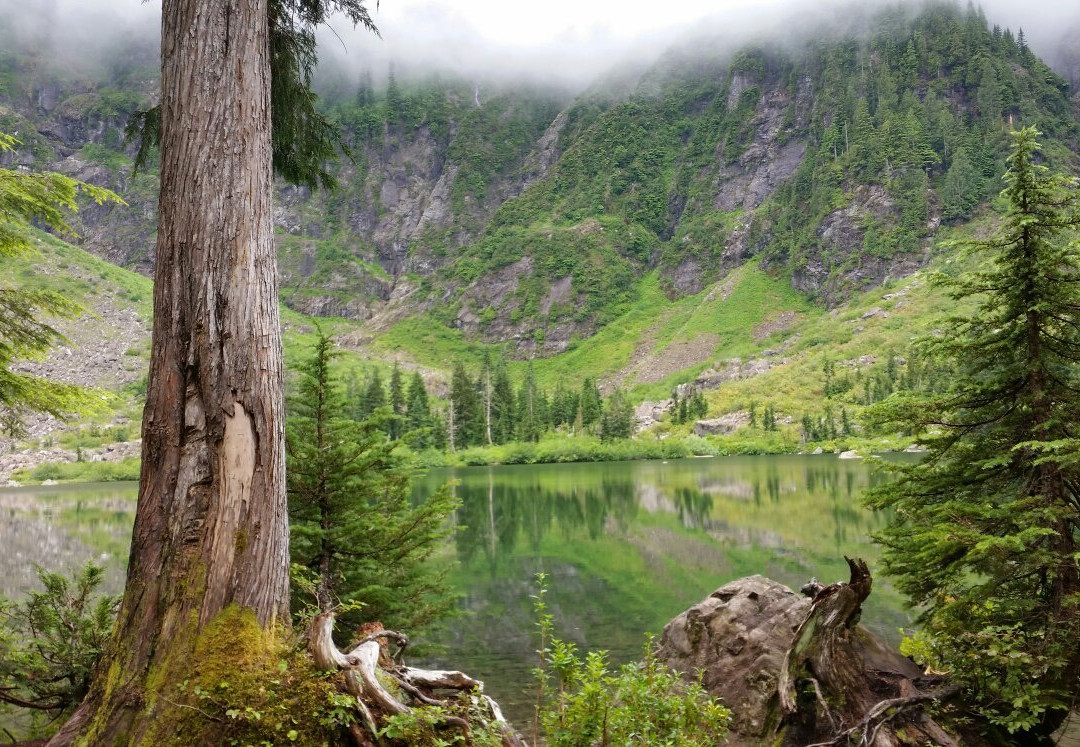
[310,611,525,746]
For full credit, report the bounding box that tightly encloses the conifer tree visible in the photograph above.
[579,377,602,430]
[360,367,386,419]
[762,404,776,431]
[480,352,494,445]
[388,361,405,439]
[0,134,118,434]
[450,361,482,447]
[404,371,432,448]
[691,390,708,419]
[516,365,541,443]
[491,359,515,443]
[287,331,458,631]
[599,388,634,442]
[867,128,1080,739]
[942,146,983,221]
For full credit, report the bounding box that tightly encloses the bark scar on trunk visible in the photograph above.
[203,400,256,624]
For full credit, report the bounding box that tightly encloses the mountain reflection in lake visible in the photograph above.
[411,455,909,725]
[0,455,911,729]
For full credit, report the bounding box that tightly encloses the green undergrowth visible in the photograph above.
[412,434,715,467]
[91,606,353,746]
[12,457,141,484]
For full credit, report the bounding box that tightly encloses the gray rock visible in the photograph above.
[693,412,750,436]
[657,576,810,740]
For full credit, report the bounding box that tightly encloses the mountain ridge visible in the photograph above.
[1,1,1077,365]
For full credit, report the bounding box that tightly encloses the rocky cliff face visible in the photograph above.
[3,2,1076,355]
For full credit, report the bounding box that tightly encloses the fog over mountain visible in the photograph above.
[2,0,1077,91]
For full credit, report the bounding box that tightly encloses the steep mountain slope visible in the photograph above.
[435,1,1077,351]
[1,1,1077,371]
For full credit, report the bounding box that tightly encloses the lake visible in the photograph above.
[0,454,910,727]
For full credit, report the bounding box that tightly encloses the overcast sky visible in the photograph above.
[5,0,1079,90]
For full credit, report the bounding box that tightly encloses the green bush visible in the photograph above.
[532,574,731,746]
[0,564,119,736]
[20,457,140,484]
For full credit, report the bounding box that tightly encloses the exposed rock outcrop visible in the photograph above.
[692,412,750,436]
[657,563,984,746]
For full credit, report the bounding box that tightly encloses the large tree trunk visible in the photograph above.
[48,1,287,743]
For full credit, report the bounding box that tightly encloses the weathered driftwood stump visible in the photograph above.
[658,558,979,746]
[310,612,525,746]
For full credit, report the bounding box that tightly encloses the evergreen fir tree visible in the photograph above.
[388,362,405,439]
[599,388,634,442]
[359,368,386,419]
[450,362,482,448]
[942,146,983,221]
[404,371,432,448]
[690,390,708,419]
[0,134,119,435]
[579,377,602,430]
[535,386,552,432]
[286,331,459,631]
[479,352,494,446]
[867,128,1080,738]
[516,364,541,443]
[763,404,776,431]
[491,359,515,444]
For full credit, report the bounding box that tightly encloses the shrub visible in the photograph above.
[532,574,731,746]
[0,564,119,734]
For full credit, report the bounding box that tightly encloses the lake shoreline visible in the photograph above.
[3,433,920,486]
[3,455,910,728]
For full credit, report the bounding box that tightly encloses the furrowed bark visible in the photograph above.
[48,1,287,743]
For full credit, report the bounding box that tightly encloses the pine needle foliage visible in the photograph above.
[0,133,118,433]
[0,563,119,729]
[286,330,459,633]
[130,1,378,189]
[865,127,1080,738]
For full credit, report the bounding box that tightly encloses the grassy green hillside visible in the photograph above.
[5,216,963,481]
[4,1,1080,476]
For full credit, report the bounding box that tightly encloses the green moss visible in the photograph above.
[141,605,347,747]
[233,528,249,556]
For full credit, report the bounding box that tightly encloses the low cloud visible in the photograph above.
[2,0,1077,93]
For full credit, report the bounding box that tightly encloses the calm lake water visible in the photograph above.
[0,455,911,727]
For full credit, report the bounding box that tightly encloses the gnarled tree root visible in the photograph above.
[776,557,963,747]
[310,612,525,746]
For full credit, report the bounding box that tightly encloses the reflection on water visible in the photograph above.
[0,455,912,729]
[412,455,909,724]
[0,482,137,599]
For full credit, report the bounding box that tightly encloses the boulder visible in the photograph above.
[692,412,749,436]
[657,562,987,746]
[657,576,809,740]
